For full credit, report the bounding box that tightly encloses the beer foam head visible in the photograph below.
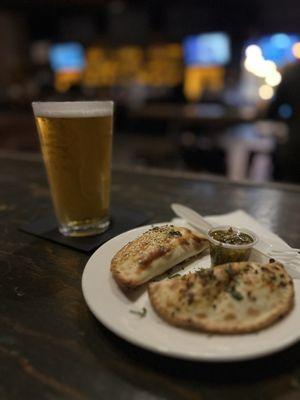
[32,101,113,118]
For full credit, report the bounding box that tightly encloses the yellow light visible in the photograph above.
[55,70,81,92]
[259,85,274,100]
[292,42,300,59]
[245,45,262,58]
[183,66,224,102]
[265,71,282,86]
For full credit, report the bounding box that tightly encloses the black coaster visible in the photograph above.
[20,208,153,253]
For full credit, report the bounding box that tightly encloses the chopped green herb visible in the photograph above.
[225,266,236,279]
[226,287,243,301]
[210,227,253,245]
[129,307,147,317]
[168,230,182,238]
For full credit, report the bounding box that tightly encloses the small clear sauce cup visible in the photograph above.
[208,225,258,267]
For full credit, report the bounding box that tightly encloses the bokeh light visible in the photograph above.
[258,84,274,100]
[292,42,300,59]
[245,44,262,58]
[265,71,282,86]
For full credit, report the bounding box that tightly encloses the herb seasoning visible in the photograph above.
[210,227,254,245]
[129,307,147,318]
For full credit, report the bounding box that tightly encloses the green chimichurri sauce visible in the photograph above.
[210,227,254,245]
[209,227,255,267]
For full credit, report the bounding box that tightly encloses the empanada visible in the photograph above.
[111,225,208,288]
[148,261,294,333]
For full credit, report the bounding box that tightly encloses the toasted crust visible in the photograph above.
[148,262,294,334]
[111,225,208,289]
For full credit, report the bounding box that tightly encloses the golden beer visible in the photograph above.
[32,101,113,237]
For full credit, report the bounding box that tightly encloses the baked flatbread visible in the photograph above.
[111,225,208,289]
[148,261,294,334]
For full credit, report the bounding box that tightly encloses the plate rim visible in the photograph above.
[82,222,300,362]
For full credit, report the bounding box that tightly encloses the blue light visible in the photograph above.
[271,34,291,48]
[183,32,230,66]
[49,43,85,72]
[278,103,293,119]
[246,33,300,66]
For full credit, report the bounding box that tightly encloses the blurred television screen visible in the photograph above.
[49,42,85,72]
[183,32,230,66]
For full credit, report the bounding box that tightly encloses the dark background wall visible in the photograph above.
[1,0,300,43]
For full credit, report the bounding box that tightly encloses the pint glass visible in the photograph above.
[32,101,113,237]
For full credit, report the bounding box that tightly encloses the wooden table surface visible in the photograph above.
[1,152,300,400]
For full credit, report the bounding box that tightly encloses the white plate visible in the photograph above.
[82,223,300,362]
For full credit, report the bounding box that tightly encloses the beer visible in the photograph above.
[32,101,113,237]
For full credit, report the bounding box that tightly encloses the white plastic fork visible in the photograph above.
[256,241,300,264]
[248,241,300,279]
